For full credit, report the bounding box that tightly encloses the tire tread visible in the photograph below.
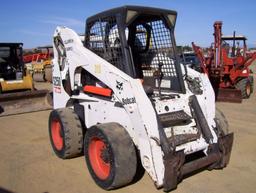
[49,108,83,159]
[84,122,137,190]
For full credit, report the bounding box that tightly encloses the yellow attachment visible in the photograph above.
[0,74,34,92]
[33,60,52,73]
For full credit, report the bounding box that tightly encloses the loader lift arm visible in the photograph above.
[52,26,166,187]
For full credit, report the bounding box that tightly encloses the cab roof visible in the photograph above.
[0,43,23,47]
[222,35,247,41]
[86,5,177,26]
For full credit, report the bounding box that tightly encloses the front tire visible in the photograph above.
[212,108,233,169]
[49,108,83,159]
[215,107,229,136]
[84,123,137,190]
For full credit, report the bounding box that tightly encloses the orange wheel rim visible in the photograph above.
[88,137,110,180]
[51,119,63,150]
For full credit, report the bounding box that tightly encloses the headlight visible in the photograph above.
[242,69,247,74]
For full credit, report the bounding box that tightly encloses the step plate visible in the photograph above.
[159,110,192,127]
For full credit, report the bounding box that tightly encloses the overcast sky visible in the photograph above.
[1,0,255,48]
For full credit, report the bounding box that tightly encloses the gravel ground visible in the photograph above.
[0,68,255,193]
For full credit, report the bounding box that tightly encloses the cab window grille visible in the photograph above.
[129,17,181,91]
[133,20,177,77]
[86,17,124,70]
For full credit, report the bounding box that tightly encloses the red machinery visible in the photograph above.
[23,46,53,82]
[23,46,53,63]
[192,21,255,102]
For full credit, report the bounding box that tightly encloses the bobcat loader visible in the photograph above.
[48,6,233,191]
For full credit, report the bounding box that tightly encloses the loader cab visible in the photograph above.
[221,35,247,58]
[0,43,24,80]
[84,6,185,94]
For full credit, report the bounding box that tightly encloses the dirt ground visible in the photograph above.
[0,73,256,193]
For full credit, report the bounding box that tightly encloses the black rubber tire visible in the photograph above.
[235,78,252,99]
[84,122,137,190]
[215,108,229,136]
[49,108,83,159]
[249,75,254,94]
[44,65,52,82]
[210,108,232,170]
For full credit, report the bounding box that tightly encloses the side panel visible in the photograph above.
[51,55,70,109]
[52,26,165,186]
[185,67,217,143]
[79,99,138,145]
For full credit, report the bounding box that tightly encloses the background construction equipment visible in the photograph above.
[0,43,52,117]
[192,21,255,102]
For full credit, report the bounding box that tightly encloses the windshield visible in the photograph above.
[221,39,245,57]
[0,47,10,58]
[183,54,199,64]
[0,45,22,74]
[128,15,183,93]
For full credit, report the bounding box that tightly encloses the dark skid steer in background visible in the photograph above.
[0,43,52,116]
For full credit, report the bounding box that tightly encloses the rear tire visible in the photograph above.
[235,78,252,99]
[249,75,254,94]
[84,123,137,190]
[49,108,83,159]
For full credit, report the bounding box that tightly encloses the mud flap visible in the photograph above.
[0,90,52,117]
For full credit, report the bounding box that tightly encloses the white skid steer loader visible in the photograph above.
[48,6,233,191]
